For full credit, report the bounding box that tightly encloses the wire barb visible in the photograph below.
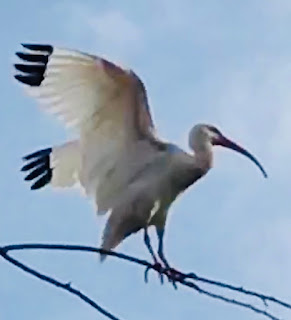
[0,243,289,320]
[0,246,121,320]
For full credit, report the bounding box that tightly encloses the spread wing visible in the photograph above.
[15,44,154,136]
[15,44,166,212]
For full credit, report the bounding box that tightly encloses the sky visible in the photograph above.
[0,1,291,319]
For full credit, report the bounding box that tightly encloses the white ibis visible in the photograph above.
[14,44,267,278]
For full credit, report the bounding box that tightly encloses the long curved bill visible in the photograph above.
[217,136,268,178]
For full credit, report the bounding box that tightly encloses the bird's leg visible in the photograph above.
[156,227,176,288]
[156,228,185,289]
[143,228,163,284]
[144,228,158,263]
[156,228,170,268]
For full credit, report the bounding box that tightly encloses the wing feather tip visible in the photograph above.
[15,44,52,87]
[30,172,52,190]
[14,63,46,74]
[22,148,52,160]
[15,52,49,64]
[14,74,44,87]
[21,43,53,54]
[21,148,53,190]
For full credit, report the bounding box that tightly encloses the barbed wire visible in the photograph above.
[1,243,289,320]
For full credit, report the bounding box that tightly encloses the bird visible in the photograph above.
[14,43,267,278]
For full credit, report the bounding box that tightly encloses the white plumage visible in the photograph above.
[16,44,267,270]
[50,140,80,188]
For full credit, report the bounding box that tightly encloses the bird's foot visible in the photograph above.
[165,267,186,280]
[144,260,187,288]
[144,261,164,284]
[164,267,187,289]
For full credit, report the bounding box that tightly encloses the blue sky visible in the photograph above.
[0,1,290,319]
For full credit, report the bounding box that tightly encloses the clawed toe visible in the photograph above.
[164,267,186,289]
[144,262,164,284]
[144,261,186,289]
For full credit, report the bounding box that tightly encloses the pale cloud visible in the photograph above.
[150,0,192,30]
[51,1,142,62]
[87,11,141,46]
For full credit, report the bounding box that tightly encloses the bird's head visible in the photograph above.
[189,124,267,178]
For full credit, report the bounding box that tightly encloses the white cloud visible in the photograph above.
[51,2,143,63]
[87,11,141,48]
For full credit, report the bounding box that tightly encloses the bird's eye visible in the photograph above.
[208,126,221,135]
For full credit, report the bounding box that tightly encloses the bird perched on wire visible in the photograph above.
[14,44,267,280]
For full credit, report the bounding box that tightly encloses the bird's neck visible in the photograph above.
[193,145,213,173]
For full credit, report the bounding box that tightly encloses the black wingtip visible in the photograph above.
[24,165,47,181]
[14,63,46,74]
[21,158,44,171]
[21,43,53,53]
[31,171,52,190]
[21,148,52,190]
[22,148,52,161]
[16,52,49,63]
[14,74,44,86]
[15,44,53,87]
[21,43,53,54]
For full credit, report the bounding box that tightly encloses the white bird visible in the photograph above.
[14,44,267,274]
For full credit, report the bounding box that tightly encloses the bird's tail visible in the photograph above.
[100,194,152,262]
[21,140,80,190]
[100,218,126,262]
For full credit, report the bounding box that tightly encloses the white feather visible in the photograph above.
[51,140,80,188]
[19,45,160,214]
